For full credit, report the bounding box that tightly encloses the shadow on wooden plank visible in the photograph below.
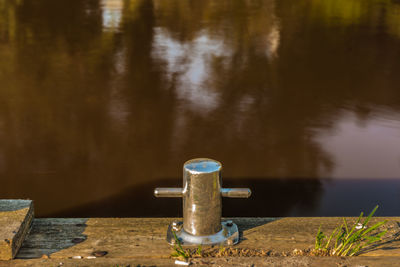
[16,218,88,259]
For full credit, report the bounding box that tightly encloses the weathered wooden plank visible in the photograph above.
[17,217,172,259]
[0,200,34,260]
[16,216,400,261]
[237,217,400,256]
[5,256,400,267]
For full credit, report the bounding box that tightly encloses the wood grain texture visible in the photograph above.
[16,216,400,261]
[0,200,34,260]
[5,256,400,267]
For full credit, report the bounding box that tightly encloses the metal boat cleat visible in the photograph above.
[154,158,251,246]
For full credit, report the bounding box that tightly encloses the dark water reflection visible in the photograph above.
[51,178,400,217]
[1,0,400,217]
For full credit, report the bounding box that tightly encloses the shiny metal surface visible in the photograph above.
[166,220,239,246]
[154,188,183,197]
[183,158,223,236]
[220,188,252,198]
[154,158,251,245]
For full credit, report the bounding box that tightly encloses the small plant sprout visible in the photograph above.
[314,205,388,256]
[196,244,202,256]
[170,231,190,261]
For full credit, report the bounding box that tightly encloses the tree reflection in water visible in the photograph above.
[0,0,400,216]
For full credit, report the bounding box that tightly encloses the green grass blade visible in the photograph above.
[196,245,202,256]
[334,224,345,249]
[325,227,338,249]
[316,205,386,257]
[349,243,363,256]
[336,228,364,255]
[362,205,379,227]
[171,252,180,257]
[315,225,321,249]
[343,218,349,234]
[315,225,326,249]
[361,220,387,237]
[172,231,189,259]
[173,231,185,253]
[342,242,354,256]
[345,212,363,239]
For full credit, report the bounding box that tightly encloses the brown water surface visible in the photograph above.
[1,0,400,217]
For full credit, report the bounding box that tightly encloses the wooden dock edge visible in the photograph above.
[0,200,34,260]
[5,255,400,267]
[1,200,400,266]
